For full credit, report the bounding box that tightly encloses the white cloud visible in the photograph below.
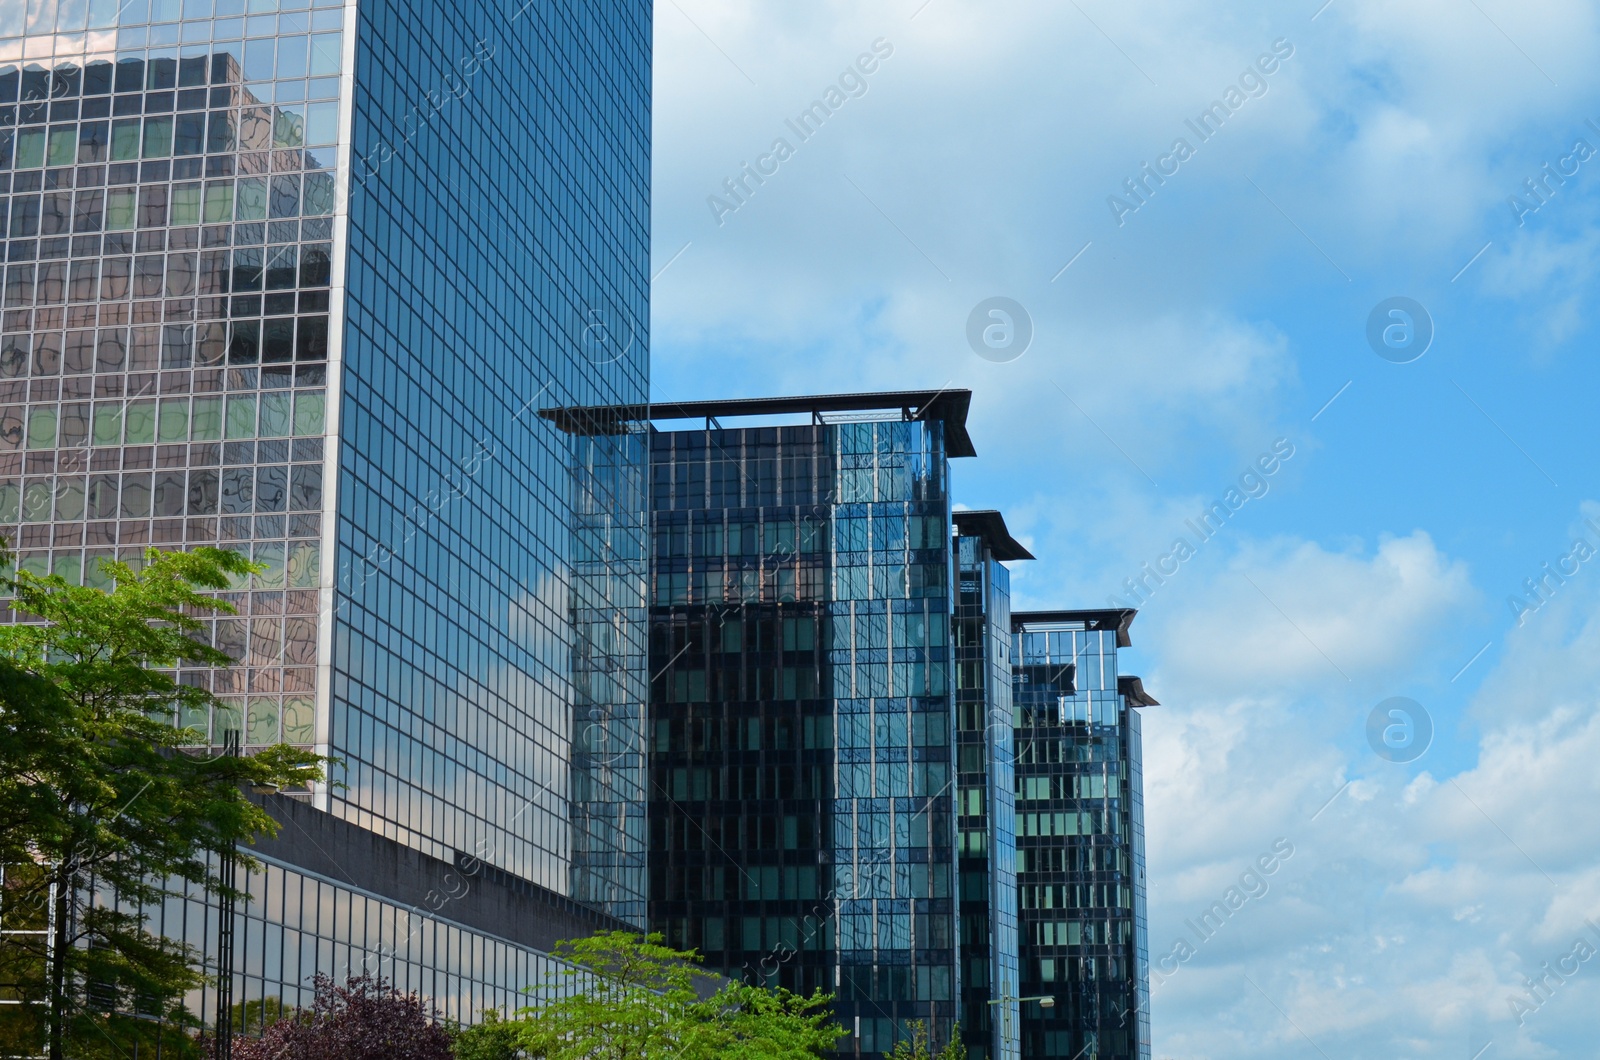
[1153,531,1476,695]
[1136,527,1600,1057]
[651,4,1600,1055]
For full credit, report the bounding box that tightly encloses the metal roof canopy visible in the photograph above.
[1011,608,1137,648]
[539,389,977,458]
[1118,675,1161,707]
[953,509,1035,561]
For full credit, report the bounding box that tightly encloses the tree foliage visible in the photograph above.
[448,1009,524,1060]
[0,547,323,1059]
[230,974,454,1060]
[883,1019,968,1060]
[515,930,843,1060]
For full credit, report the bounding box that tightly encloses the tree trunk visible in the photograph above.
[48,868,68,1060]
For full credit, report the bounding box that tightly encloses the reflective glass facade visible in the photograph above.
[642,415,961,1058]
[1011,614,1152,1060]
[164,854,585,1033]
[0,0,651,1039]
[953,530,1019,1060]
[0,10,343,755]
[334,0,649,910]
[542,394,1160,1060]
[567,427,649,924]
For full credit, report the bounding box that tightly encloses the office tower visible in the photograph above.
[1011,611,1155,1060]
[0,0,650,1039]
[544,391,977,1057]
[951,511,1025,1060]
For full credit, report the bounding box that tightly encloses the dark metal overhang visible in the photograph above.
[952,509,1035,561]
[1118,675,1160,707]
[1011,608,1137,647]
[539,389,977,458]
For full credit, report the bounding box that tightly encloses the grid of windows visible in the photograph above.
[154,854,587,1035]
[330,0,649,912]
[0,6,342,756]
[953,532,1019,1060]
[647,418,960,1059]
[569,429,649,924]
[1,0,653,1038]
[1011,620,1150,1060]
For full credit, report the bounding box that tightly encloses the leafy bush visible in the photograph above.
[231,974,453,1060]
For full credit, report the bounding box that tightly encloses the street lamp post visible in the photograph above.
[213,729,240,1060]
[986,993,1055,1056]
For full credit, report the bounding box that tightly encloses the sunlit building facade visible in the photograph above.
[0,0,650,1043]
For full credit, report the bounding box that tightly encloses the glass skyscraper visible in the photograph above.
[952,510,1026,1060]
[543,393,1161,1060]
[1012,611,1155,1060]
[546,391,978,1057]
[0,0,650,1041]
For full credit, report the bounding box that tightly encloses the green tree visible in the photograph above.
[515,930,843,1059]
[883,1019,967,1060]
[449,1009,524,1060]
[704,977,845,1059]
[228,974,453,1060]
[0,547,323,1060]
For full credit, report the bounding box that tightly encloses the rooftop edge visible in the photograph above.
[953,509,1035,561]
[539,389,977,458]
[1011,608,1138,648]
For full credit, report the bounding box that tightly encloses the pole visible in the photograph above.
[213,729,239,1060]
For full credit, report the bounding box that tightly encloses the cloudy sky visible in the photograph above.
[649,1,1600,1056]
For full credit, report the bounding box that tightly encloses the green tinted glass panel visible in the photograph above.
[259,392,291,437]
[287,542,319,588]
[254,542,286,589]
[46,127,75,167]
[247,699,280,745]
[157,398,188,442]
[105,188,137,230]
[92,403,122,445]
[293,392,325,436]
[26,407,56,448]
[283,698,315,743]
[170,184,202,226]
[22,482,51,521]
[15,128,44,168]
[84,554,114,590]
[235,178,267,221]
[52,554,82,585]
[110,120,139,161]
[123,401,155,444]
[273,109,304,149]
[177,704,209,744]
[142,116,173,158]
[204,183,235,223]
[191,396,222,440]
[53,480,83,520]
[225,396,256,438]
[213,702,242,739]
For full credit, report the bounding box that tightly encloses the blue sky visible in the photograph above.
[650,2,1600,1056]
